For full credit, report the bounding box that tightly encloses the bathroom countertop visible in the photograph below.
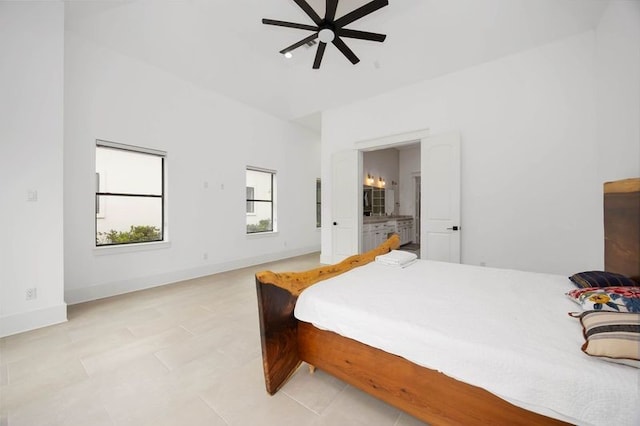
[363,215,413,224]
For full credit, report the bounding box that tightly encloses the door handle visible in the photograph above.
[447,226,459,231]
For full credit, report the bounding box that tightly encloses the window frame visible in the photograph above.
[245,166,276,234]
[246,186,255,215]
[95,140,167,247]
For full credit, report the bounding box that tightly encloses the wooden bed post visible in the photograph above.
[255,234,401,394]
[604,178,640,282]
[255,279,301,395]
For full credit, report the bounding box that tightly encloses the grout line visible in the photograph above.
[198,395,231,425]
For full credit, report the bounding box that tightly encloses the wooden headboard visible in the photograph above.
[604,177,640,282]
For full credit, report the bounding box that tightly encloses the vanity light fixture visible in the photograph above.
[379,176,385,187]
[366,174,374,185]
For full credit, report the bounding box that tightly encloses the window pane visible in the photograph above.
[96,147,162,195]
[96,196,162,245]
[246,169,272,200]
[246,201,272,233]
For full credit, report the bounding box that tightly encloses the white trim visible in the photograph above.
[246,165,277,174]
[354,128,430,150]
[96,139,166,157]
[246,231,279,238]
[94,240,171,255]
[66,245,320,305]
[0,303,67,338]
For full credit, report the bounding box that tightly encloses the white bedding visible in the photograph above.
[294,259,640,426]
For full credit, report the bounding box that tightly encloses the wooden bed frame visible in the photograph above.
[255,178,640,425]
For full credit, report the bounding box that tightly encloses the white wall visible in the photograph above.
[0,2,67,336]
[64,31,321,304]
[398,146,421,217]
[322,31,605,276]
[595,1,640,183]
[363,149,399,214]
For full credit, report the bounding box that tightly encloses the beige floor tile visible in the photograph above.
[66,306,163,343]
[200,357,316,426]
[0,252,434,426]
[282,363,347,415]
[0,356,88,413]
[80,326,191,376]
[312,385,401,426]
[395,412,429,426]
[2,367,109,426]
[154,322,257,370]
[122,396,227,426]
[0,326,71,365]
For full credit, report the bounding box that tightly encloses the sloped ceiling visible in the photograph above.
[65,0,608,130]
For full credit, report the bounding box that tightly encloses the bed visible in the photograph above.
[255,178,640,425]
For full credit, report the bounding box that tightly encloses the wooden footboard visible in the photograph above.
[255,234,401,394]
[297,322,569,425]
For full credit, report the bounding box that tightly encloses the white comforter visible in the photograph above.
[294,260,640,426]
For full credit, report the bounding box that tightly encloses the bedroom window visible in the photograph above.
[246,167,276,234]
[95,140,166,246]
[316,178,321,228]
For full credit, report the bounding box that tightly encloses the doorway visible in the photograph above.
[361,142,421,254]
[329,130,460,264]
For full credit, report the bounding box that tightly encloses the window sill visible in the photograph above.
[94,240,171,256]
[246,231,279,239]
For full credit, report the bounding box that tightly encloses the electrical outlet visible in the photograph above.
[25,288,37,300]
[203,252,208,260]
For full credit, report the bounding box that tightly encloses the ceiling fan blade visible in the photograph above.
[334,0,388,28]
[337,28,386,42]
[262,18,317,32]
[313,42,327,69]
[325,0,338,22]
[293,0,323,25]
[280,33,319,54]
[332,37,360,65]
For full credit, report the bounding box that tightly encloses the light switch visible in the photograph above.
[27,190,38,202]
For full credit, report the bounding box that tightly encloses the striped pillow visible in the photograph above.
[574,311,640,368]
[569,271,637,288]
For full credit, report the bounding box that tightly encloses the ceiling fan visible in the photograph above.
[262,0,389,69]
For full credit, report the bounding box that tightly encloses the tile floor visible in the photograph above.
[0,253,427,426]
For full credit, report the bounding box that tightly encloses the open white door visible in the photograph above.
[331,149,361,263]
[421,132,461,263]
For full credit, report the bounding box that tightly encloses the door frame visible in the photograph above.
[411,172,421,244]
[355,129,430,253]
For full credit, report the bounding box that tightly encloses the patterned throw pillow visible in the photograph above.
[569,271,637,289]
[572,311,640,368]
[566,287,640,313]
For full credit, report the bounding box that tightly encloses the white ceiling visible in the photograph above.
[64,0,609,131]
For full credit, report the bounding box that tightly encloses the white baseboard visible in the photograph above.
[0,303,67,338]
[65,245,320,305]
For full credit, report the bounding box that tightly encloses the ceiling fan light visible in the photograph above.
[318,28,335,43]
[283,51,293,59]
